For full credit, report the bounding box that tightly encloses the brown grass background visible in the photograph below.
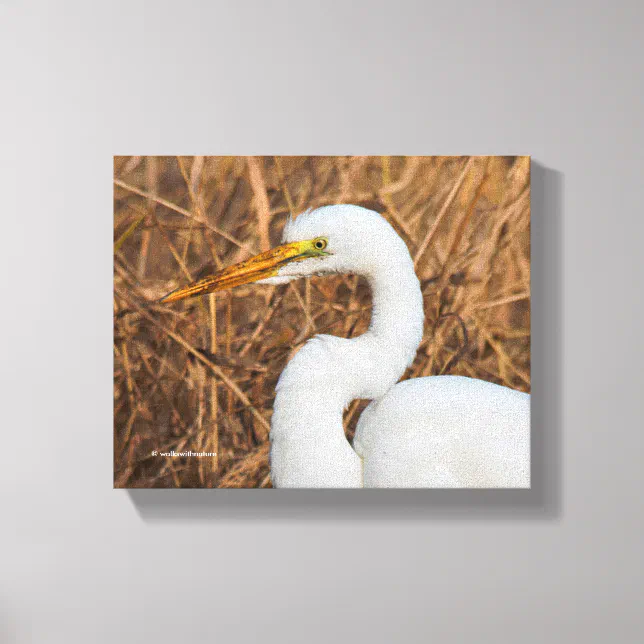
[113,156,530,488]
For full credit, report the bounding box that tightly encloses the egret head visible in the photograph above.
[159,205,408,303]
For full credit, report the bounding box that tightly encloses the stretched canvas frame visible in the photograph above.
[113,156,531,489]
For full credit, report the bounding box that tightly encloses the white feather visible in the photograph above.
[265,205,530,488]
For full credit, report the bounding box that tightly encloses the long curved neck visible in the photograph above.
[269,254,424,488]
[366,263,425,368]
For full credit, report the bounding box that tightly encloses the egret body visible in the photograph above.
[160,205,530,488]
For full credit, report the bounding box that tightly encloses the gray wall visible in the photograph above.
[1,1,642,643]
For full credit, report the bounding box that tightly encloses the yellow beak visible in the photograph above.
[158,239,327,304]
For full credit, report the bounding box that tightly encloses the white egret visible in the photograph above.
[160,205,530,488]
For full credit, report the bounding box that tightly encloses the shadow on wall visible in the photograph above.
[127,161,563,522]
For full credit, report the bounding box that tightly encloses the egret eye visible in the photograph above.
[314,238,327,250]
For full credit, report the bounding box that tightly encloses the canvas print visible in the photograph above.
[114,156,530,488]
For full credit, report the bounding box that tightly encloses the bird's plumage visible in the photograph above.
[354,376,529,487]
[268,205,530,488]
[161,204,531,488]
